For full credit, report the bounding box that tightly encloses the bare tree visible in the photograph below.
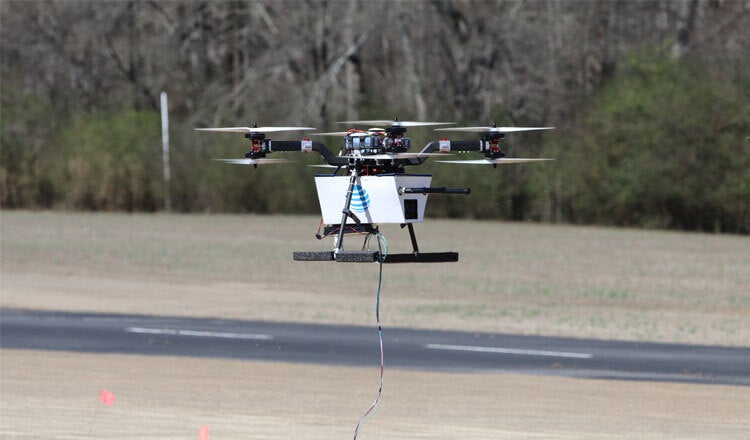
[3,0,748,126]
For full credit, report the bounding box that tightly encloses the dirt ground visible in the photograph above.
[2,212,750,439]
[2,349,749,440]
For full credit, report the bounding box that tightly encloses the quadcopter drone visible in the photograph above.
[196,118,553,263]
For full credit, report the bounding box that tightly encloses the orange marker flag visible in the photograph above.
[99,388,115,406]
[199,426,209,440]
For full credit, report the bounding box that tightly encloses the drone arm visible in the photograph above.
[311,142,349,166]
[266,140,348,166]
[438,141,484,152]
[406,140,485,165]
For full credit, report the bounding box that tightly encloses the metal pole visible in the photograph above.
[160,92,171,211]
[335,168,359,254]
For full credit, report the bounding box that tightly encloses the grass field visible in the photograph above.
[2,211,749,346]
[2,211,750,439]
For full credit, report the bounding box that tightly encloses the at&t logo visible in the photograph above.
[349,184,371,213]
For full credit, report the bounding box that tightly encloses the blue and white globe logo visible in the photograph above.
[349,184,371,213]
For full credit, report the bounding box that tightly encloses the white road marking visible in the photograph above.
[126,327,273,341]
[424,343,593,359]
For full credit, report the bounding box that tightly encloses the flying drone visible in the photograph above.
[196,118,553,263]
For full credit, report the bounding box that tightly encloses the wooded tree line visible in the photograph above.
[2,1,749,232]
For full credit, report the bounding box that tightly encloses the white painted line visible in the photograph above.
[424,343,593,359]
[127,327,178,335]
[126,327,273,341]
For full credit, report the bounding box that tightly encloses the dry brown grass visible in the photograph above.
[3,349,749,440]
[2,212,750,439]
[2,211,749,346]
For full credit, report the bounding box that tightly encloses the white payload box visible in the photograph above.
[315,174,432,224]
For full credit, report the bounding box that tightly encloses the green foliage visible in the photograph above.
[545,53,750,233]
[2,52,748,233]
[47,111,163,211]
[1,84,73,209]
[171,131,321,214]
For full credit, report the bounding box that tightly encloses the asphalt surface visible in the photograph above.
[2,308,748,386]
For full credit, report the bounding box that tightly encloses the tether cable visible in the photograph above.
[353,232,387,439]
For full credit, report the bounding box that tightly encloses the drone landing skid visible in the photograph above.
[292,250,459,263]
[293,222,459,263]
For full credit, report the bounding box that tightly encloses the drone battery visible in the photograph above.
[315,174,432,224]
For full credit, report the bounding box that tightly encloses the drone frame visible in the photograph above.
[196,121,553,263]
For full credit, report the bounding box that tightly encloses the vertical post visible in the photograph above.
[406,223,419,257]
[160,91,171,211]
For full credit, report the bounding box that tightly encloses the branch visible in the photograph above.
[304,27,374,118]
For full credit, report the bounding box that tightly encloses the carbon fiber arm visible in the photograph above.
[266,141,348,166]
[405,140,485,165]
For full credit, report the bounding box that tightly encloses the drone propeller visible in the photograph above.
[437,158,554,165]
[196,126,316,133]
[341,152,452,160]
[337,118,454,128]
[311,131,349,136]
[312,127,390,137]
[213,158,290,165]
[435,124,554,133]
[311,131,370,137]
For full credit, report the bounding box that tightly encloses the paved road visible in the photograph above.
[2,308,748,385]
